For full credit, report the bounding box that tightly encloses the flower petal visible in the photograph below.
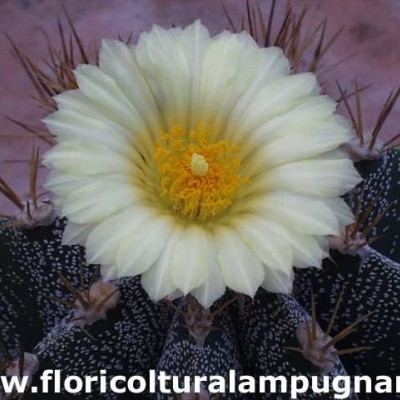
[236,215,326,268]
[237,95,337,158]
[43,141,136,177]
[99,39,164,139]
[44,109,131,156]
[234,73,319,142]
[224,46,290,137]
[178,20,212,129]
[171,225,210,295]
[135,25,191,130]
[215,226,264,297]
[243,192,340,235]
[245,158,361,197]
[190,235,226,308]
[232,215,293,274]
[85,206,156,266]
[45,172,132,199]
[197,31,260,137]
[200,34,289,142]
[242,115,351,175]
[141,226,183,301]
[62,222,94,246]
[74,64,154,158]
[323,197,354,227]
[261,268,294,294]
[61,181,145,224]
[116,214,175,277]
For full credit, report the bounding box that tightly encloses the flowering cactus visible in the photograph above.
[1,2,400,399]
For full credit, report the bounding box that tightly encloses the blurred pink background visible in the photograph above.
[0,0,399,214]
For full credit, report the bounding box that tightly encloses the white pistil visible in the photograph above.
[191,153,209,177]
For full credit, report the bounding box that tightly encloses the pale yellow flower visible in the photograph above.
[43,21,360,307]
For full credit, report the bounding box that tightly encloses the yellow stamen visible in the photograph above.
[154,124,245,221]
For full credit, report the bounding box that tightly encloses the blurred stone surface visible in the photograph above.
[0,0,399,214]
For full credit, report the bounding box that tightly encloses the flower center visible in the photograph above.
[154,125,244,221]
